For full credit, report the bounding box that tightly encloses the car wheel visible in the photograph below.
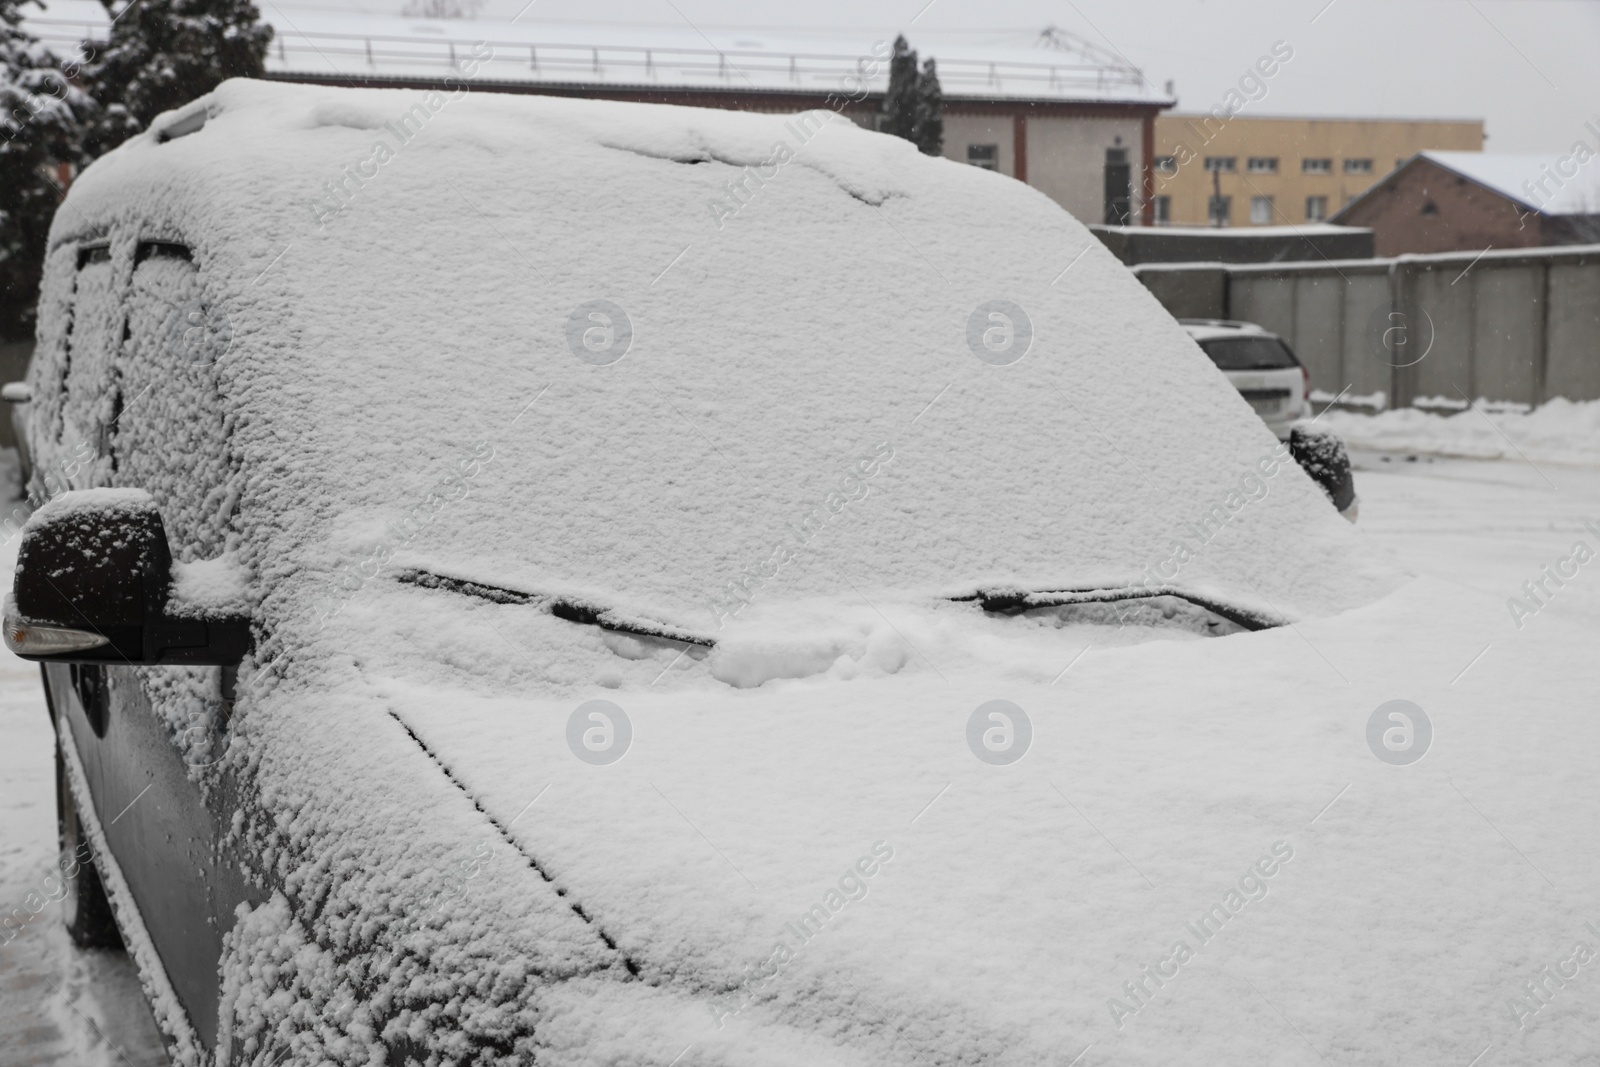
[56,741,123,949]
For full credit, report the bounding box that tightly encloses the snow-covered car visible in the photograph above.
[1180,319,1309,440]
[6,79,1597,1067]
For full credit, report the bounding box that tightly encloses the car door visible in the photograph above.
[46,236,262,1052]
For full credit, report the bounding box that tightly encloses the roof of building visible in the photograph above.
[1158,112,1484,127]
[1416,150,1600,215]
[1092,222,1375,266]
[1096,222,1365,238]
[26,4,1172,107]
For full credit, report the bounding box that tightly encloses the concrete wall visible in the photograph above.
[1135,266,1228,321]
[939,112,1018,179]
[1133,244,1600,407]
[1026,115,1144,225]
[1547,261,1600,400]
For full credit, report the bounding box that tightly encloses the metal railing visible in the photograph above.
[26,17,1148,99]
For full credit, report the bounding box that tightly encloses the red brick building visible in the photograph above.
[1334,151,1600,256]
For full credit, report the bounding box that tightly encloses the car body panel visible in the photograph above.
[1228,366,1305,432]
[44,662,263,1048]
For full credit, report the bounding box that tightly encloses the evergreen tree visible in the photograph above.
[879,35,918,144]
[1,0,90,340]
[879,35,943,156]
[911,56,943,156]
[79,0,272,162]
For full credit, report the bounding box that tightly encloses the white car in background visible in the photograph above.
[1181,319,1309,440]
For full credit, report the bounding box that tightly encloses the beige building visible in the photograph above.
[1151,114,1483,227]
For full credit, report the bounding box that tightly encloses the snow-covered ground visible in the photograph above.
[1321,398,1600,469]
[2,436,1596,1064]
[1351,448,1600,634]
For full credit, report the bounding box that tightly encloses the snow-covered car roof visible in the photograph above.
[1178,320,1276,344]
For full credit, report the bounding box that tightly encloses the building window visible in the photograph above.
[1421,199,1440,216]
[1204,156,1236,173]
[1208,195,1232,227]
[967,144,998,171]
[1152,195,1171,225]
[1247,157,1278,174]
[1250,196,1275,224]
[1303,158,1332,175]
[1306,195,1328,221]
[1155,155,1176,173]
[1344,158,1373,175]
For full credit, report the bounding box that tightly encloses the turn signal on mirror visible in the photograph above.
[2,595,109,656]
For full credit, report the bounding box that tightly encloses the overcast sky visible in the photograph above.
[271,0,1599,154]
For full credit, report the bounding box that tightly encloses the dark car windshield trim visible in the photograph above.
[952,585,1285,631]
[395,568,718,648]
[402,569,1284,642]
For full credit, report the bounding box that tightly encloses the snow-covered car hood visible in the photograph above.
[331,570,1600,1067]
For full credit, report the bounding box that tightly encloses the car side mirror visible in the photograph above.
[3,489,251,664]
[1288,426,1358,523]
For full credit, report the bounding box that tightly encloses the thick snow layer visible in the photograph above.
[23,486,154,526]
[1321,398,1600,466]
[365,569,1600,1067]
[169,553,250,616]
[20,79,1439,1065]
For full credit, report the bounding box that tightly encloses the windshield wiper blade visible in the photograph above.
[395,568,717,647]
[952,584,1283,632]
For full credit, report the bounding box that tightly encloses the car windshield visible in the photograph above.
[1200,336,1300,370]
